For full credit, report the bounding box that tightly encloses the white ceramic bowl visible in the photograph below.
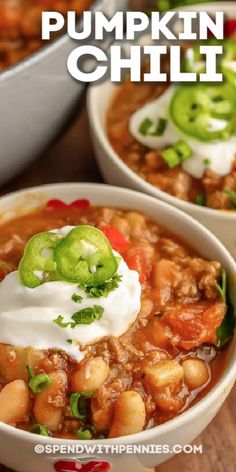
[88,2,236,259]
[0,182,235,472]
[0,0,128,185]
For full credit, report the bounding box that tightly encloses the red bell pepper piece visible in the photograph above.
[101,226,130,253]
[46,199,90,210]
[70,199,90,209]
[46,199,67,210]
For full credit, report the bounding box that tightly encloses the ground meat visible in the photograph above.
[188,258,221,300]
[148,170,192,201]
[144,150,166,171]
[108,338,128,364]
[202,169,223,193]
[207,191,232,210]
[223,172,236,191]
[154,257,221,303]
[158,238,190,260]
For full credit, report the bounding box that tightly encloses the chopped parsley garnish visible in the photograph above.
[216,268,227,303]
[204,158,211,166]
[72,305,104,325]
[71,293,83,304]
[223,189,236,208]
[79,274,122,299]
[53,305,104,329]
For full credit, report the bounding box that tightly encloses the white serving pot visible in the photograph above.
[0,0,127,185]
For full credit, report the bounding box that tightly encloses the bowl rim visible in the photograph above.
[0,0,108,83]
[87,0,236,221]
[0,181,235,445]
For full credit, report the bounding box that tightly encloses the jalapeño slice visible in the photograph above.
[19,232,59,288]
[54,225,118,287]
[170,83,236,142]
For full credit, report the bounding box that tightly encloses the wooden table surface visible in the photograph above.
[0,95,235,472]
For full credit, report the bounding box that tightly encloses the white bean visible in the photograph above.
[71,357,109,393]
[144,360,184,389]
[0,380,29,425]
[109,391,146,438]
[33,370,67,432]
[182,359,209,390]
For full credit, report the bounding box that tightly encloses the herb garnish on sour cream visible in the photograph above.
[0,225,141,360]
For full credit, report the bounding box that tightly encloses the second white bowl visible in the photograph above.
[87,2,236,259]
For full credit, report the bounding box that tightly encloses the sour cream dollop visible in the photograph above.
[0,227,141,361]
[129,85,236,179]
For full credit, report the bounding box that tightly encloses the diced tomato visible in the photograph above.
[0,267,5,282]
[123,245,150,284]
[46,199,67,210]
[70,199,90,209]
[224,19,236,38]
[162,301,226,350]
[101,226,130,253]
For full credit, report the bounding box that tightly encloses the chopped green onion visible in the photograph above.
[26,365,34,381]
[139,117,167,137]
[76,424,96,440]
[204,158,211,166]
[70,391,93,419]
[151,118,167,137]
[174,140,193,162]
[216,268,227,303]
[217,298,235,348]
[72,293,83,304]
[67,339,73,344]
[195,193,206,206]
[223,189,236,208]
[53,315,71,328]
[29,373,52,393]
[71,305,104,326]
[139,118,153,136]
[161,140,192,168]
[29,424,50,436]
[161,147,180,168]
